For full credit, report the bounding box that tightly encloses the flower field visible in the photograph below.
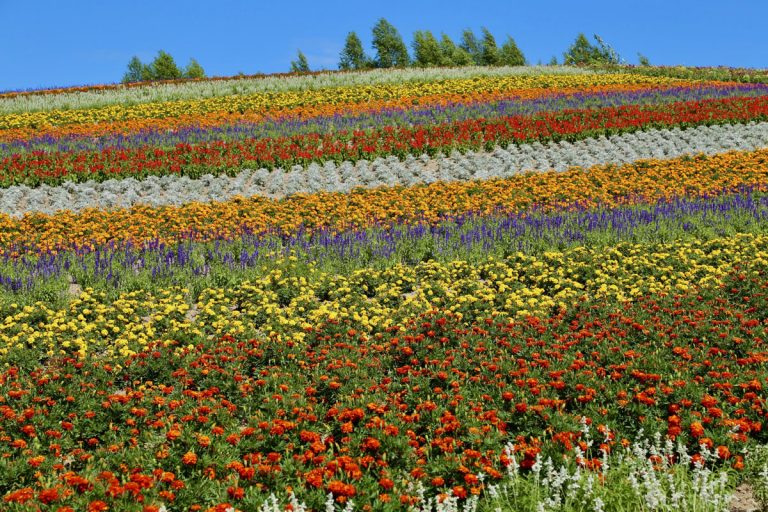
[2,66,768,511]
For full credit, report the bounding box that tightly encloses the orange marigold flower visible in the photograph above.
[227,486,245,500]
[690,421,705,438]
[181,451,198,466]
[88,500,110,512]
[28,455,45,467]
[452,486,467,499]
[4,487,34,504]
[716,445,731,460]
[327,480,356,497]
[38,487,59,504]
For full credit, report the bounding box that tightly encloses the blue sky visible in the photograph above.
[1,0,766,91]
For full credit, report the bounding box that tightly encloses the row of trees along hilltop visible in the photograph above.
[292,19,638,72]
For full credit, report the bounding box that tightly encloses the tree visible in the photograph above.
[149,50,182,80]
[459,29,482,65]
[412,30,447,67]
[638,52,651,66]
[563,33,622,65]
[499,36,526,66]
[548,55,559,66]
[339,31,369,70]
[480,28,500,66]
[183,58,206,79]
[593,34,622,65]
[122,56,150,83]
[440,34,473,66]
[371,18,409,68]
[290,50,310,73]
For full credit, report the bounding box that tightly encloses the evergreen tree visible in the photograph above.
[548,55,559,66]
[290,50,310,73]
[412,30,446,67]
[371,18,409,68]
[441,34,473,66]
[498,36,526,66]
[480,27,500,66]
[122,56,149,83]
[638,53,650,66]
[149,50,182,80]
[183,58,206,79]
[459,29,482,65]
[339,31,369,70]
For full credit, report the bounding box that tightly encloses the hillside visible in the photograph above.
[1,65,768,511]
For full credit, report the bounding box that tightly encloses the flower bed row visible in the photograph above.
[0,65,597,110]
[2,120,766,217]
[2,147,768,256]
[3,95,768,188]
[0,74,678,131]
[1,270,766,510]
[5,82,763,154]
[3,231,768,361]
[2,184,767,296]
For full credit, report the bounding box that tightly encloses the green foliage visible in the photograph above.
[460,28,483,65]
[439,33,473,66]
[149,50,183,80]
[499,36,526,66]
[638,52,651,66]
[548,55,559,66]
[121,56,151,83]
[480,27,500,66]
[122,51,204,83]
[290,50,310,73]
[412,30,448,67]
[183,58,206,79]
[371,18,410,68]
[338,31,369,70]
[563,33,622,65]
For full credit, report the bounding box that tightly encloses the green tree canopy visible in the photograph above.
[122,56,151,83]
[499,36,526,66]
[480,27,500,66]
[412,30,447,67]
[339,31,369,70]
[459,29,482,65]
[371,18,410,68]
[290,50,311,73]
[149,50,183,80]
[183,58,206,79]
[440,34,473,66]
[563,33,622,65]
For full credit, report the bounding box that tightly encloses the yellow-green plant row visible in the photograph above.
[0,74,683,130]
[1,232,764,362]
